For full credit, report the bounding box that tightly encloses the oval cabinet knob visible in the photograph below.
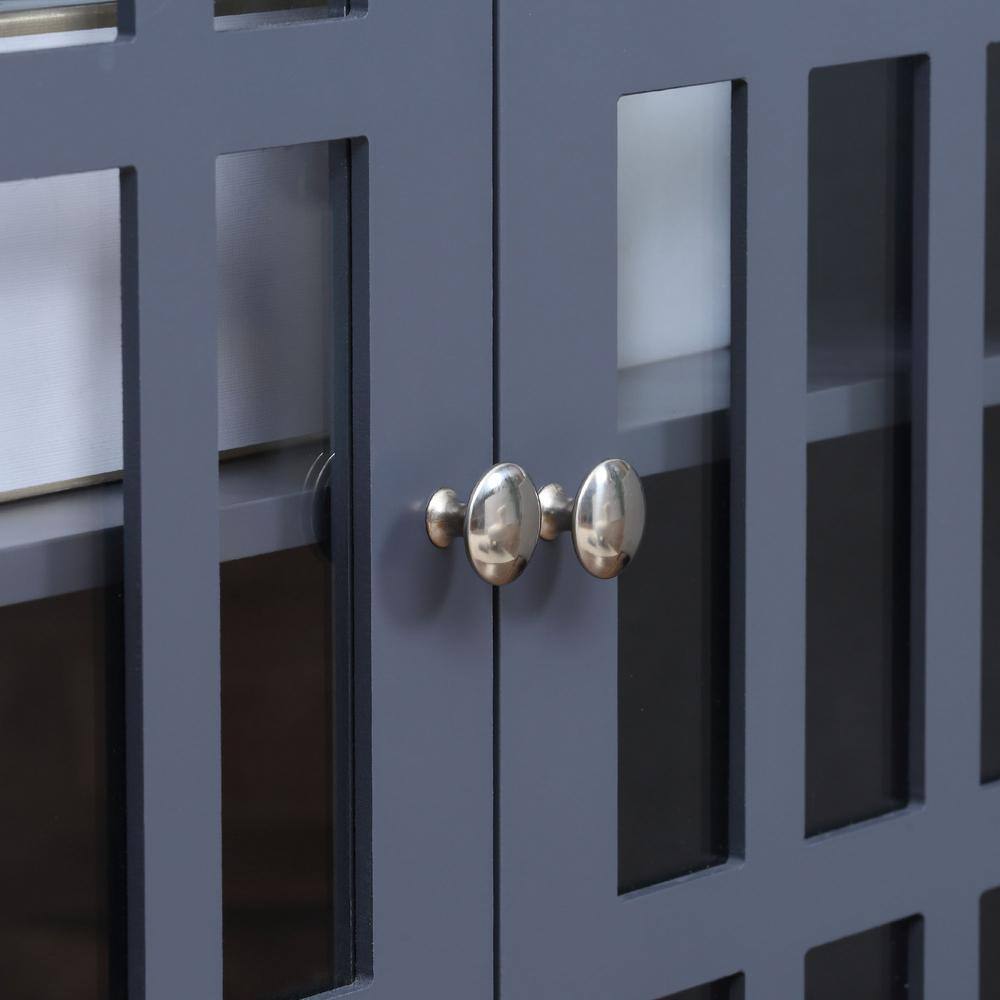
[539,459,645,579]
[426,463,541,586]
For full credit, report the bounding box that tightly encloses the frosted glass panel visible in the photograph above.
[617,82,731,371]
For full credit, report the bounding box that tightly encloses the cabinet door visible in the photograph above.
[0,3,493,999]
[496,2,990,998]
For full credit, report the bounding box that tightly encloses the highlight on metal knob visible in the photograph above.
[538,459,645,579]
[425,463,541,586]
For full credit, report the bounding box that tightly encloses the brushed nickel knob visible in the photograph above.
[426,463,541,586]
[539,459,645,579]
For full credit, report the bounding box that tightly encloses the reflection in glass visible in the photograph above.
[0,169,125,999]
[0,1,115,47]
[0,586,125,1000]
[985,45,1000,358]
[983,888,1000,999]
[807,58,918,391]
[806,428,910,833]
[619,462,730,892]
[0,168,122,502]
[221,549,339,1000]
[658,975,741,1000]
[215,0,344,28]
[806,57,920,836]
[217,141,352,999]
[216,0,328,11]
[217,143,333,463]
[805,919,919,1000]
[617,83,732,431]
[984,46,1000,785]
[0,0,340,45]
[981,408,1000,784]
[616,82,736,893]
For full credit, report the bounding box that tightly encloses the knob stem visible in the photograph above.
[538,484,574,541]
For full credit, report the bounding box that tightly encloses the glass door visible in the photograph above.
[0,3,494,998]
[495,1,994,998]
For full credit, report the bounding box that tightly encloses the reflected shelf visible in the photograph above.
[12,348,992,606]
[619,345,914,478]
[0,442,327,608]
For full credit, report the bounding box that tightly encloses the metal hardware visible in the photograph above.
[426,463,541,586]
[539,459,645,579]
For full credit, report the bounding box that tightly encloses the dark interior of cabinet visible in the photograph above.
[805,57,917,835]
[982,888,1000,999]
[806,919,919,1000]
[806,427,911,834]
[221,545,348,1000]
[659,975,743,1000]
[982,407,1000,783]
[619,462,730,893]
[0,578,126,1000]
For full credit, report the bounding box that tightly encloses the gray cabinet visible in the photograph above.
[1,2,999,999]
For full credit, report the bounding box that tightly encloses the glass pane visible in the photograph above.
[983,888,1000,1000]
[805,919,919,1000]
[221,549,338,999]
[617,82,731,370]
[982,407,1000,784]
[984,44,1000,359]
[215,0,344,30]
[0,0,344,45]
[217,141,351,999]
[619,463,730,891]
[806,57,921,836]
[617,82,736,893]
[617,82,732,431]
[0,168,125,999]
[0,588,125,999]
[658,975,742,1000]
[0,169,122,501]
[806,428,910,832]
[983,45,1000,785]
[0,1,115,48]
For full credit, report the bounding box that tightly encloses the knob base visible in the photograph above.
[426,488,466,548]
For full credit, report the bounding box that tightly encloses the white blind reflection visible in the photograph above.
[617,83,731,371]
